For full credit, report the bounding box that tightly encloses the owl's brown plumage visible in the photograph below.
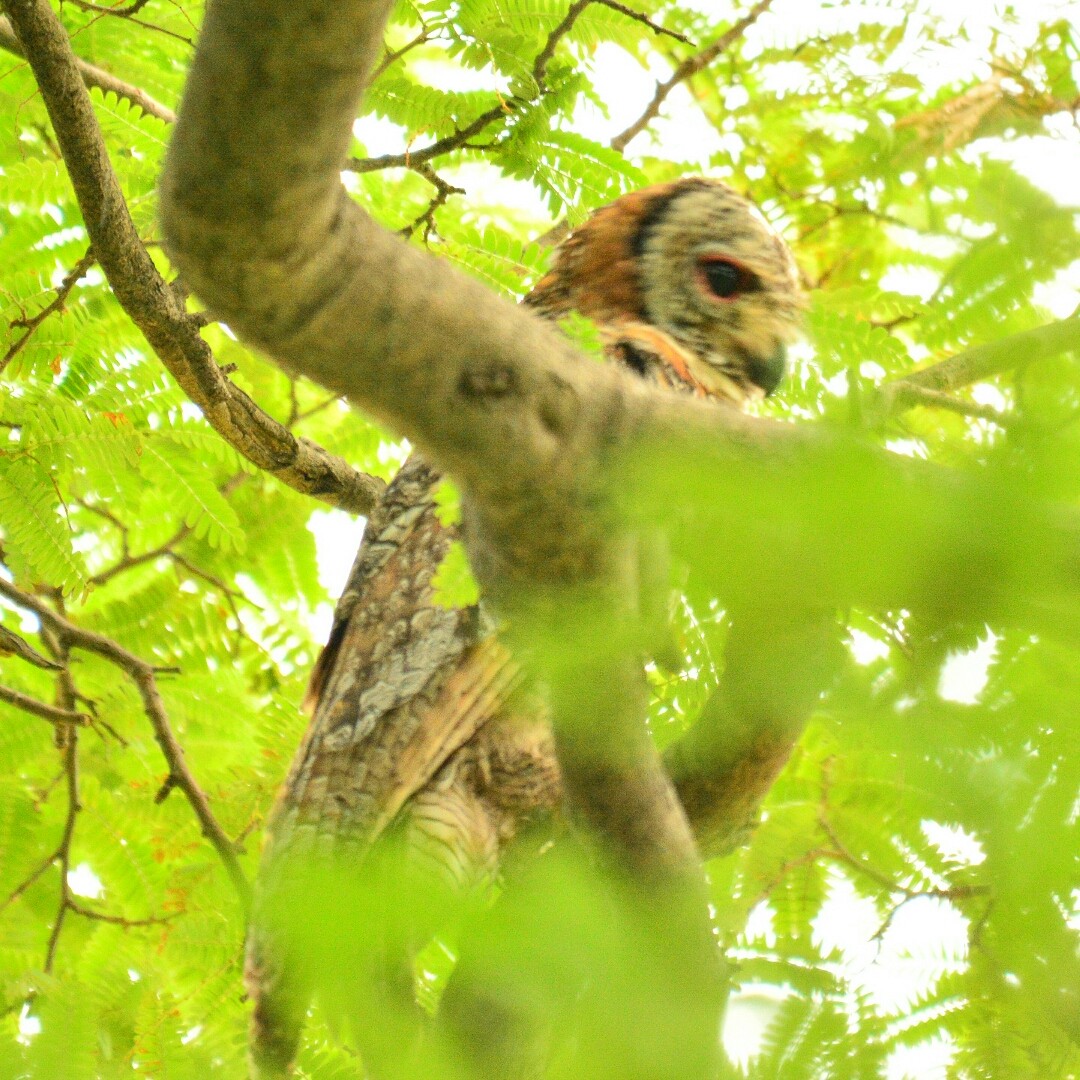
[524,177,803,404]
[249,179,803,1078]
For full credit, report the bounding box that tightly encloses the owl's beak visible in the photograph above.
[746,342,786,397]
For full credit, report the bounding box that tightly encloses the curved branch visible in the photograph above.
[153,0,1080,813]
[1,2,383,515]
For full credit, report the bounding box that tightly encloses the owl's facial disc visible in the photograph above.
[636,183,803,401]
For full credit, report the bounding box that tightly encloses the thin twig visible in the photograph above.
[89,523,189,586]
[0,849,60,913]
[818,815,987,903]
[0,15,176,122]
[533,0,689,85]
[611,0,775,151]
[350,1,686,175]
[348,103,509,174]
[1,248,96,375]
[0,684,90,725]
[0,580,251,907]
[67,898,179,927]
[368,25,430,83]
[64,1,194,45]
[67,0,153,16]
[401,163,465,240]
[43,649,79,974]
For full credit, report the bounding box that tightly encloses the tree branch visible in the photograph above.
[887,315,1080,398]
[153,0,1080,855]
[532,0,690,86]
[0,13,176,123]
[1,2,383,515]
[0,683,90,725]
[0,578,251,906]
[1,247,96,375]
[42,643,79,973]
[871,317,1080,426]
[0,624,64,669]
[0,847,59,913]
[348,102,509,174]
[349,0,688,176]
[666,609,844,860]
[611,0,775,152]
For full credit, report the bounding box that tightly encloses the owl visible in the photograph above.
[248,178,804,1078]
[524,176,803,404]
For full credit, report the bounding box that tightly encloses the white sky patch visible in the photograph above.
[353,113,412,157]
[877,264,940,301]
[723,981,791,1068]
[67,862,105,899]
[306,509,368,643]
[884,438,928,459]
[885,1034,957,1080]
[308,510,366,598]
[18,1003,41,1042]
[977,132,1080,209]
[921,820,986,867]
[938,631,999,705]
[969,383,1009,412]
[848,627,891,665]
[1033,259,1080,319]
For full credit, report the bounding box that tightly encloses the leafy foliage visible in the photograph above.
[1,0,1078,1077]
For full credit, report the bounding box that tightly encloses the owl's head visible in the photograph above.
[524,178,803,405]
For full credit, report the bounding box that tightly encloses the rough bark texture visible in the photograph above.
[247,457,562,1076]
[246,456,838,1073]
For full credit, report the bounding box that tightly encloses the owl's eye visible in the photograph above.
[697,257,756,300]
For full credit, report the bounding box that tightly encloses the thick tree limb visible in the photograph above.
[151,0,1080,859]
[0,578,251,906]
[0,1,383,515]
[153,0,1080,1072]
[151,0,1080,627]
[666,609,843,860]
